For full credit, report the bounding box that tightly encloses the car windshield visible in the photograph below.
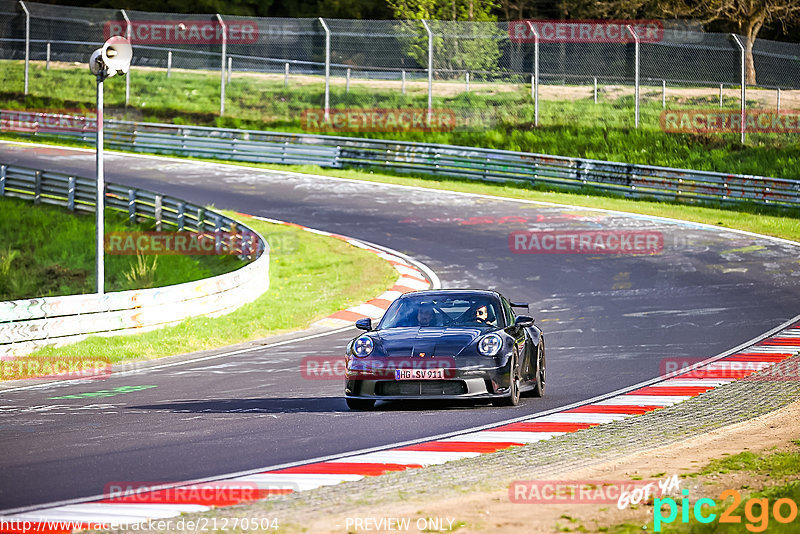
[379,294,502,329]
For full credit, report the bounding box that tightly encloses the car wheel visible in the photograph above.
[499,354,521,407]
[346,398,375,410]
[532,341,546,398]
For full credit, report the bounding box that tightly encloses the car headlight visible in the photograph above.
[353,335,374,357]
[478,333,503,356]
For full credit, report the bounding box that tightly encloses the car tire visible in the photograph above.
[499,354,521,407]
[532,341,546,398]
[346,398,375,410]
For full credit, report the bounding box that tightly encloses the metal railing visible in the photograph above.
[0,160,271,357]
[3,110,798,208]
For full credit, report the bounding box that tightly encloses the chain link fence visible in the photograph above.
[2,1,800,140]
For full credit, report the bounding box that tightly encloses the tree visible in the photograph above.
[560,0,800,84]
[386,0,503,77]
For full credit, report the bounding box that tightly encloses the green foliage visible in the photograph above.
[0,196,244,300]
[2,62,798,181]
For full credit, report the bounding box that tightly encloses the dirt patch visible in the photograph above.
[292,398,800,533]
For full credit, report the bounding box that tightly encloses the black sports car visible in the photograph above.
[344,289,546,410]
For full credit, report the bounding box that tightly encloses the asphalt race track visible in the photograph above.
[1,143,799,511]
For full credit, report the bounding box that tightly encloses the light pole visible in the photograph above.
[89,36,132,295]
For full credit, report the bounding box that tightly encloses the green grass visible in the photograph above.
[28,213,397,363]
[2,60,799,180]
[0,196,244,300]
[609,445,800,533]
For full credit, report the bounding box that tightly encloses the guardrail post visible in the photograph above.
[177,202,185,230]
[19,1,30,95]
[626,25,640,128]
[167,50,172,78]
[526,21,539,126]
[121,9,132,107]
[154,194,162,231]
[33,170,41,204]
[422,20,433,123]
[318,17,330,122]
[216,14,226,116]
[67,176,75,211]
[46,42,50,70]
[128,189,136,223]
[197,207,205,232]
[0,165,6,196]
[214,215,222,254]
[731,34,746,144]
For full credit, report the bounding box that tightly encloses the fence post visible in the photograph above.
[33,170,41,204]
[594,77,597,104]
[128,189,136,223]
[216,14,226,116]
[662,79,666,108]
[719,83,723,107]
[46,42,50,70]
[227,56,232,84]
[318,17,330,122]
[67,176,75,211]
[154,195,162,231]
[19,1,29,95]
[346,67,351,93]
[526,21,539,126]
[731,34,746,144]
[777,88,781,112]
[626,25,640,128]
[121,9,132,106]
[401,70,406,95]
[284,62,289,87]
[167,50,172,77]
[421,20,433,122]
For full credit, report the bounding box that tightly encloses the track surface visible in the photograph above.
[1,143,799,511]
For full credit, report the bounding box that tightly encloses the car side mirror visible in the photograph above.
[514,315,534,328]
[355,318,372,331]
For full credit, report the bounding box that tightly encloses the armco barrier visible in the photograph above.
[2,110,798,207]
[0,161,270,358]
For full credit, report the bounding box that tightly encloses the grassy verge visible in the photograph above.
[0,196,244,300]
[28,213,397,363]
[609,443,800,533]
[2,61,799,179]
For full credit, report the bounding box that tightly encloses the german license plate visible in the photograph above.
[395,368,446,380]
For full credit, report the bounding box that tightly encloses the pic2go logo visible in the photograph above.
[655,489,799,532]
